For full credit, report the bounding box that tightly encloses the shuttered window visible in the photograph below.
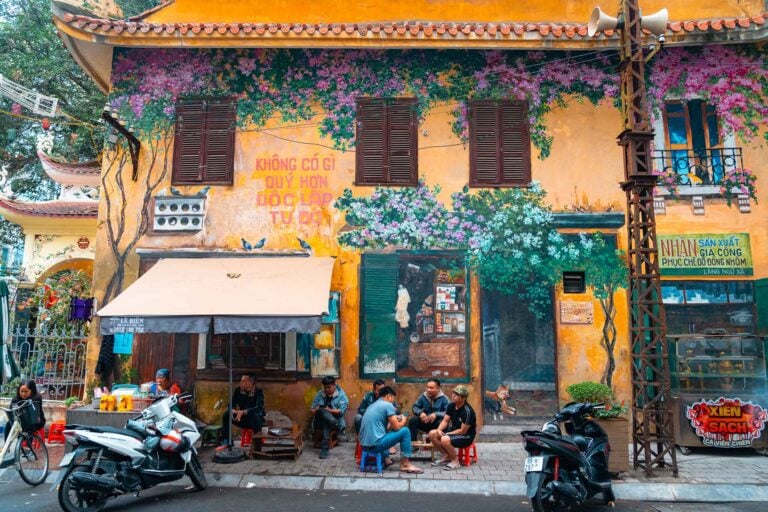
[359,253,399,378]
[172,98,236,185]
[356,98,418,186]
[469,100,531,187]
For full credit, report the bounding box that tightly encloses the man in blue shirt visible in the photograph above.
[354,379,384,434]
[359,386,424,474]
[311,376,349,459]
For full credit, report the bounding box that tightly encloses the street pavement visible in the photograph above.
[4,436,768,503]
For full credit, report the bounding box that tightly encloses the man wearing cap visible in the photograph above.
[427,384,477,471]
[149,368,181,397]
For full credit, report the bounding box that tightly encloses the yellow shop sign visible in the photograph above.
[658,234,753,276]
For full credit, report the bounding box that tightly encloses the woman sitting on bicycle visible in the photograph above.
[5,380,46,437]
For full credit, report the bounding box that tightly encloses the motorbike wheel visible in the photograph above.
[57,464,108,512]
[185,453,208,490]
[530,474,557,512]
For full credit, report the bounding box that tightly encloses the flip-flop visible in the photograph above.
[400,466,424,474]
[431,459,450,467]
[384,457,394,467]
[444,461,461,471]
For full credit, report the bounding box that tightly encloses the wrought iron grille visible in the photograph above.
[1,324,87,401]
[653,147,743,185]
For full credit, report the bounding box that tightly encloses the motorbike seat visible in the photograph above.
[65,424,147,440]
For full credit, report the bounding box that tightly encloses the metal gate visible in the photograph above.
[1,324,87,400]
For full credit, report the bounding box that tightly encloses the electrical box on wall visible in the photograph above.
[152,196,205,232]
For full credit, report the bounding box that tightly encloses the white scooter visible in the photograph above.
[56,394,207,512]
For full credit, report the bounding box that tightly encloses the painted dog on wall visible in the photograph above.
[484,384,516,420]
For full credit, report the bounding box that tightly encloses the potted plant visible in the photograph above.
[566,381,629,474]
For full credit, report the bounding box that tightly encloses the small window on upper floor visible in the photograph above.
[172,97,236,185]
[469,100,531,187]
[355,98,418,186]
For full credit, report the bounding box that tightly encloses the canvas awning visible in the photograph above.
[97,257,335,335]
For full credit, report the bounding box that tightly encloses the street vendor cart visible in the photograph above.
[668,333,768,455]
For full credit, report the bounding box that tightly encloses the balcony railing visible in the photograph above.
[653,147,743,186]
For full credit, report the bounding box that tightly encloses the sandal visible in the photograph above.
[444,461,461,471]
[384,457,394,467]
[400,466,424,474]
[431,459,450,467]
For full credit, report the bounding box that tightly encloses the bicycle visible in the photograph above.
[0,399,50,485]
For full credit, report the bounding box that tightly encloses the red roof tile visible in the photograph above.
[37,151,100,178]
[0,197,98,218]
[57,12,767,43]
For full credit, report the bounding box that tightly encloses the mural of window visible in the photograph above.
[359,252,468,382]
[172,97,236,185]
[205,292,340,378]
[662,280,755,335]
[469,100,531,187]
[355,98,418,186]
[663,99,724,184]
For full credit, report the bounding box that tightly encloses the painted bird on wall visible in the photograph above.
[241,237,267,251]
[170,186,183,196]
[297,237,312,253]
[196,186,211,197]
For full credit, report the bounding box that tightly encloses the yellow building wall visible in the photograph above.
[148,0,764,24]
[89,90,768,426]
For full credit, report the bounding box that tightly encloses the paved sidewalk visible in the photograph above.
[7,439,767,502]
[197,440,768,502]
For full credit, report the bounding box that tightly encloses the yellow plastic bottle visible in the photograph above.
[99,394,110,411]
[106,394,117,412]
[118,395,132,412]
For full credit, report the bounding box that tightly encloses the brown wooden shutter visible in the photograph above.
[469,100,531,186]
[172,98,236,185]
[469,101,500,185]
[500,101,531,185]
[356,98,417,185]
[387,99,418,184]
[173,100,205,183]
[356,99,386,183]
[202,99,236,184]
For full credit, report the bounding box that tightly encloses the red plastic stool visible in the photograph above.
[33,428,46,449]
[458,443,478,466]
[355,440,362,463]
[48,421,66,444]
[240,428,254,448]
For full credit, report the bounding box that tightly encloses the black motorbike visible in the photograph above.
[55,394,206,512]
[521,402,616,511]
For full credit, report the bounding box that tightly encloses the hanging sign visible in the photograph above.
[658,233,753,276]
[686,397,768,448]
[113,332,134,355]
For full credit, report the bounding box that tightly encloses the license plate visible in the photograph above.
[59,452,75,468]
[524,456,544,472]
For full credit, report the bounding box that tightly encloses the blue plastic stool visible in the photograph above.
[359,447,383,475]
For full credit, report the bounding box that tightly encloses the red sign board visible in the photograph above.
[686,397,768,448]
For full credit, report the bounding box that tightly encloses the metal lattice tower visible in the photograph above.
[616,0,678,477]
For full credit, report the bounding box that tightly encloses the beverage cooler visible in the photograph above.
[668,333,768,455]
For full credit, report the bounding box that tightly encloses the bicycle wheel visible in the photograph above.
[15,432,49,485]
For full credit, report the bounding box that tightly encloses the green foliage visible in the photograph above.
[581,234,627,299]
[16,269,92,327]
[117,1,163,18]
[64,396,79,407]
[566,381,627,419]
[0,0,106,244]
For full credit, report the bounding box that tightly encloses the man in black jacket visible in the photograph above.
[216,372,266,450]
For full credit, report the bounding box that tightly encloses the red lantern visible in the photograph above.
[41,118,50,130]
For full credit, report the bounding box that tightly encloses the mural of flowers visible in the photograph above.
[335,182,617,318]
[648,45,768,144]
[720,168,758,206]
[109,48,621,158]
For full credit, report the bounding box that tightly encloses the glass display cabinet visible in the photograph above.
[668,334,768,454]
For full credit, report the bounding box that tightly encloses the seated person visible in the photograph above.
[407,378,449,442]
[359,386,423,474]
[428,384,477,471]
[217,371,265,451]
[6,380,46,437]
[354,379,384,434]
[149,368,181,397]
[310,376,349,459]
